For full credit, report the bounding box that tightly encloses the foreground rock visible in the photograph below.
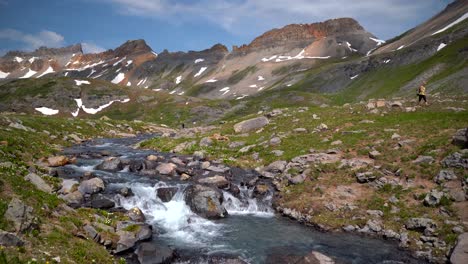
[233,116,269,133]
[24,173,53,193]
[0,230,24,247]
[156,187,179,202]
[135,242,176,264]
[184,184,227,219]
[78,177,105,194]
[48,156,69,167]
[451,233,468,264]
[452,128,467,148]
[5,198,34,232]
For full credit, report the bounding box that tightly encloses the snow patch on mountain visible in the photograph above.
[432,12,468,36]
[35,107,59,115]
[397,45,405,50]
[346,42,357,52]
[113,57,126,66]
[75,80,90,86]
[194,67,207,77]
[437,43,447,51]
[0,71,10,79]
[19,69,37,79]
[175,75,182,84]
[369,37,385,46]
[111,73,125,84]
[14,57,23,63]
[258,76,265,81]
[28,57,38,63]
[205,79,217,83]
[194,58,205,64]
[350,74,359,80]
[75,98,131,115]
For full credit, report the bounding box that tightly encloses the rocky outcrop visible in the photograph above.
[451,233,468,264]
[184,184,227,219]
[4,198,35,233]
[233,116,269,133]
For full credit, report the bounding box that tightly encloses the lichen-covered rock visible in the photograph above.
[184,184,227,219]
[233,117,269,133]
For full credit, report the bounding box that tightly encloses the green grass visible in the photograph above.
[227,66,257,85]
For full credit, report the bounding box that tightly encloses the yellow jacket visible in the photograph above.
[418,85,426,96]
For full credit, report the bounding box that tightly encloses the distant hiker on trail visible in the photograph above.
[417,82,428,105]
[182,123,185,129]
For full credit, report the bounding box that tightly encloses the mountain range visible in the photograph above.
[0,0,467,122]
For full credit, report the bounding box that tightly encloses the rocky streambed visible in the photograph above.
[53,134,425,264]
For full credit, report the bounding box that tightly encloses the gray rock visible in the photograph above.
[239,145,255,153]
[271,150,284,156]
[156,163,177,175]
[25,173,53,193]
[294,128,308,133]
[288,174,306,185]
[366,219,383,232]
[193,151,205,160]
[266,160,287,173]
[5,198,34,233]
[199,137,213,147]
[135,242,176,264]
[61,191,83,208]
[229,141,246,149]
[96,157,123,171]
[126,207,146,222]
[172,141,196,153]
[450,233,468,264]
[368,150,381,159]
[233,116,269,133]
[83,224,99,241]
[157,187,179,202]
[206,165,230,173]
[59,179,79,194]
[0,230,24,246]
[198,175,229,188]
[356,172,377,183]
[423,189,444,206]
[434,169,457,184]
[78,177,105,194]
[89,194,115,209]
[366,210,384,217]
[442,151,468,169]
[452,128,468,149]
[453,226,464,234]
[200,161,211,169]
[269,137,282,146]
[406,218,436,231]
[343,225,356,232]
[184,184,227,219]
[412,155,435,164]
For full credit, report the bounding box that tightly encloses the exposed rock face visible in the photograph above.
[451,233,468,264]
[184,184,227,219]
[4,198,34,233]
[233,117,269,133]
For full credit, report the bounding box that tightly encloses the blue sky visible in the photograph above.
[0,0,454,55]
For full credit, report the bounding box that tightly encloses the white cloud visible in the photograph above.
[101,0,449,39]
[0,29,65,51]
[82,42,106,53]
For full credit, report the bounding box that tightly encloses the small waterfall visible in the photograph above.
[223,186,274,216]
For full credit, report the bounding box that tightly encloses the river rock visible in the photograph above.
[233,116,269,133]
[89,194,115,209]
[297,251,335,264]
[184,184,227,219]
[59,179,79,194]
[0,230,24,247]
[47,156,69,167]
[62,191,84,208]
[5,198,34,233]
[157,187,179,202]
[135,242,176,264]
[253,184,270,198]
[198,175,229,188]
[24,172,53,193]
[452,128,468,148]
[146,155,158,161]
[78,177,105,194]
[406,218,436,232]
[96,157,123,171]
[450,233,468,264]
[156,163,177,175]
[126,207,146,222]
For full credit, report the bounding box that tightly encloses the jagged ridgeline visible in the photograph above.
[0,0,466,121]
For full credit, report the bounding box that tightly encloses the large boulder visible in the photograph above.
[126,207,145,222]
[78,177,105,194]
[156,163,177,175]
[198,175,229,188]
[442,151,468,169]
[135,242,176,264]
[452,128,468,148]
[25,173,53,193]
[115,224,153,254]
[96,157,123,171]
[61,191,84,208]
[156,187,179,202]
[0,230,24,247]
[233,117,269,133]
[47,156,69,167]
[406,218,436,232]
[184,184,227,219]
[89,194,115,209]
[451,233,468,264]
[423,190,445,206]
[4,198,34,233]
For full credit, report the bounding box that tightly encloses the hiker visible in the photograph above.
[417,81,428,105]
[181,123,185,129]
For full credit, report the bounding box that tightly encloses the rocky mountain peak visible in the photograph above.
[3,43,83,58]
[114,39,153,57]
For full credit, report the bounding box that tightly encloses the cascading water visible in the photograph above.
[60,136,425,264]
